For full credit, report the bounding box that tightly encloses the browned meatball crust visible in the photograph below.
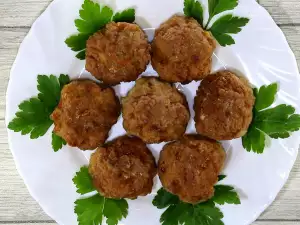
[158,135,225,204]
[122,77,190,143]
[151,15,216,83]
[51,80,120,150]
[86,22,151,85]
[89,136,157,199]
[194,71,255,140]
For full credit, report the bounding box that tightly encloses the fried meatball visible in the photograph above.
[89,136,157,199]
[158,135,225,204]
[86,22,151,85]
[194,71,255,140]
[151,15,216,83]
[51,80,120,150]
[122,77,190,143]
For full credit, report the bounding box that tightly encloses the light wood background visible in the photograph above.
[1,0,300,224]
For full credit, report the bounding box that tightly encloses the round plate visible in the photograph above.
[6,0,300,224]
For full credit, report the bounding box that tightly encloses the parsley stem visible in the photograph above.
[205,16,213,29]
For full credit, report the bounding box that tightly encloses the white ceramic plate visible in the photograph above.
[6,0,300,224]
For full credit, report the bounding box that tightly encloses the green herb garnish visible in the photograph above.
[73,166,95,194]
[207,0,238,26]
[113,8,135,23]
[75,195,128,225]
[52,132,67,152]
[73,166,129,225]
[208,15,249,46]
[183,0,249,46]
[8,74,70,152]
[8,98,53,139]
[183,0,204,26]
[242,83,300,153]
[153,175,240,225]
[65,0,135,60]
[212,185,241,205]
[218,175,226,181]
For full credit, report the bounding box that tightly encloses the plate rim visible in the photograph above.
[5,0,300,224]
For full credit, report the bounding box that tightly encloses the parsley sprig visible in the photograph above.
[183,0,204,27]
[242,83,300,154]
[73,166,129,225]
[65,0,135,60]
[153,175,240,225]
[183,0,249,46]
[8,74,70,152]
[52,132,67,152]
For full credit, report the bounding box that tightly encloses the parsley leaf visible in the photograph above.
[218,175,226,181]
[209,14,249,46]
[212,185,241,205]
[182,0,249,46]
[65,0,135,60]
[242,126,266,154]
[160,202,190,225]
[208,0,238,19]
[153,188,180,209]
[58,74,70,89]
[153,177,240,225]
[75,0,113,34]
[73,166,129,225]
[65,34,89,60]
[210,15,249,34]
[37,75,61,112]
[113,8,135,23]
[8,98,53,139]
[254,83,278,111]
[75,195,128,225]
[8,74,70,150]
[212,32,235,46]
[65,34,88,51]
[73,166,96,195]
[183,0,204,26]
[185,201,224,225]
[153,189,225,225]
[52,132,66,152]
[76,50,87,60]
[66,0,113,60]
[103,198,129,225]
[75,195,105,225]
[242,83,300,153]
[255,105,300,136]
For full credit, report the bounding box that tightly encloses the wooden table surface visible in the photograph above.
[1,0,300,224]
